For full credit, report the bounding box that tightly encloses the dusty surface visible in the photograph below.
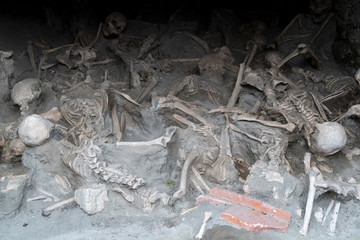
[1,2,360,240]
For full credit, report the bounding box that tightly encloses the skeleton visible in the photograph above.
[61,139,146,190]
[60,85,108,145]
[102,12,127,37]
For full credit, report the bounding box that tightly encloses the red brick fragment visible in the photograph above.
[221,205,290,232]
[196,187,292,232]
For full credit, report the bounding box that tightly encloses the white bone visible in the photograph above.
[328,201,341,236]
[172,148,198,201]
[116,127,176,148]
[195,211,212,239]
[300,166,319,236]
[322,199,335,225]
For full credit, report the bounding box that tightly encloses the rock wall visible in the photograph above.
[333,0,360,68]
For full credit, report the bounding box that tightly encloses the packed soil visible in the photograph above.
[1,2,360,240]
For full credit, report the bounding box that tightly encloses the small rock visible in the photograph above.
[0,164,30,218]
[18,114,54,146]
[310,122,347,156]
[74,184,108,215]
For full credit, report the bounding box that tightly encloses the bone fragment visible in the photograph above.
[190,174,205,195]
[235,115,296,132]
[227,63,245,108]
[195,211,212,240]
[111,89,142,107]
[300,166,320,236]
[40,107,63,123]
[229,123,268,144]
[208,107,245,114]
[137,33,157,59]
[322,199,335,226]
[172,114,218,143]
[42,197,75,214]
[303,152,312,174]
[27,41,37,73]
[328,201,341,236]
[113,187,134,203]
[172,148,198,201]
[88,58,116,66]
[116,127,176,148]
[191,166,211,192]
[111,104,122,140]
[180,206,198,216]
[156,97,218,130]
[42,43,79,55]
[136,76,159,102]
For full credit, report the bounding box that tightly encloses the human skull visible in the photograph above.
[11,78,41,114]
[309,0,333,23]
[18,114,54,146]
[198,46,234,82]
[309,122,347,156]
[103,12,127,37]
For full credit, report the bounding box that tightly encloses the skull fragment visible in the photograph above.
[103,12,127,37]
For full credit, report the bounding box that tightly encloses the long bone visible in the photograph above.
[195,211,212,240]
[332,104,360,122]
[172,148,199,202]
[328,201,341,236]
[300,166,320,236]
[116,127,176,148]
[235,115,296,132]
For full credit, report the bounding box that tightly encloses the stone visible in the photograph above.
[242,160,303,205]
[18,114,54,146]
[74,184,108,215]
[310,122,347,156]
[0,164,30,218]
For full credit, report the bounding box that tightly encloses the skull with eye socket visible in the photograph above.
[103,12,127,37]
[309,0,333,23]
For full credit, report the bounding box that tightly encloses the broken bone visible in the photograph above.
[172,148,198,202]
[116,126,176,148]
[195,211,212,240]
[235,115,296,132]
